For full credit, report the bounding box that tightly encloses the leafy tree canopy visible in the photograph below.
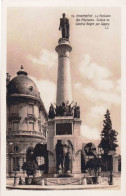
[86,157,103,176]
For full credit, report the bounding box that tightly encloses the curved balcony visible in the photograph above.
[7,130,46,139]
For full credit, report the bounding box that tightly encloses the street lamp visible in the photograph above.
[108,150,115,185]
[13,145,18,186]
[9,137,18,186]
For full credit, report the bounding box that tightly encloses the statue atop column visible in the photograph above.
[59,13,70,39]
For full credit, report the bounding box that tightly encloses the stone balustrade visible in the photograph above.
[7,130,46,138]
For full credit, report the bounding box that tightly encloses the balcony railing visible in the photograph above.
[7,130,46,138]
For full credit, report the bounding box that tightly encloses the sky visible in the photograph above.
[7,7,121,154]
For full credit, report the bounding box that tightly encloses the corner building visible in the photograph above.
[6,67,48,177]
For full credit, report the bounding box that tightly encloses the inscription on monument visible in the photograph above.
[56,123,72,135]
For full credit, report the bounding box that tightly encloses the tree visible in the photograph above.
[22,150,38,178]
[99,109,118,156]
[22,160,38,178]
[86,157,103,177]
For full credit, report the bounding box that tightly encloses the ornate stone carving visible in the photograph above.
[74,104,80,118]
[56,102,74,116]
[25,114,37,122]
[48,104,56,119]
[56,139,73,173]
[48,102,80,118]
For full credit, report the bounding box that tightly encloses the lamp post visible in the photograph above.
[13,144,18,186]
[109,169,113,185]
[9,135,18,186]
[108,150,114,185]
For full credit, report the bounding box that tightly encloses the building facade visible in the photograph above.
[6,66,48,177]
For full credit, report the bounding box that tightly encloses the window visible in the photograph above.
[13,146,19,152]
[13,157,20,171]
[29,122,34,131]
[28,104,34,114]
[13,122,19,131]
[29,86,33,91]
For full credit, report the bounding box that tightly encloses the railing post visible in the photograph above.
[41,178,45,186]
[82,175,87,185]
[109,171,113,185]
[97,171,102,184]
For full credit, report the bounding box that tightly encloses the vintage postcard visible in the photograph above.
[1,0,126,196]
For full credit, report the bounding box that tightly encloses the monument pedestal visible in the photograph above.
[47,116,82,174]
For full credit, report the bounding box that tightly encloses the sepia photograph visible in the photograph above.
[1,0,125,195]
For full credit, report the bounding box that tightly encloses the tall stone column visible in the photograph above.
[55,38,72,106]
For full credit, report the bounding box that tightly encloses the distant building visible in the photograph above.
[6,66,48,177]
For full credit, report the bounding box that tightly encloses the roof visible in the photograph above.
[7,66,40,99]
[7,66,48,118]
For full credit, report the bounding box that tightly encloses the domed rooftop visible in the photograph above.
[7,66,40,99]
